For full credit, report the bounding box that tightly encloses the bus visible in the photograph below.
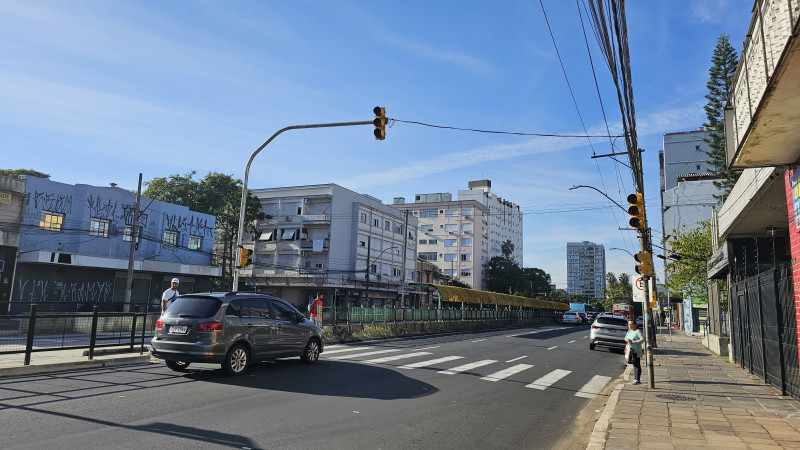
[569,302,594,322]
[612,303,632,319]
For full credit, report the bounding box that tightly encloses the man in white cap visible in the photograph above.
[161,278,180,312]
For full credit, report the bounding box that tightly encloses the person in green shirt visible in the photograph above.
[625,319,644,385]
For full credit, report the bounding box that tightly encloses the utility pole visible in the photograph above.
[123,173,142,313]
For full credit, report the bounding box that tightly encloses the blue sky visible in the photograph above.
[0,0,753,288]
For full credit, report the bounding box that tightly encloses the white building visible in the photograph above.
[392,196,490,290]
[457,180,523,266]
[566,241,606,301]
[240,184,418,308]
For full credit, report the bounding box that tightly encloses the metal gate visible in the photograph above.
[731,264,800,398]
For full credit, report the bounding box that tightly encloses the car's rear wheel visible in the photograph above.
[165,360,191,372]
[589,343,596,351]
[223,344,249,376]
[301,338,321,365]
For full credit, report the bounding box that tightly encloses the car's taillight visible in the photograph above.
[591,325,600,329]
[195,321,223,332]
[155,320,163,329]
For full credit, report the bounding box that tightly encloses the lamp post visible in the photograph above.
[364,243,399,307]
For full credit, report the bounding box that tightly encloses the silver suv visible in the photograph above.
[150,292,324,375]
[589,313,628,351]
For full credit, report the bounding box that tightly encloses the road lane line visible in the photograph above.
[568,340,576,344]
[437,360,497,375]
[363,352,433,364]
[547,346,558,350]
[582,336,588,339]
[480,364,534,382]
[471,339,487,343]
[506,356,527,363]
[328,349,403,360]
[575,375,612,398]
[322,346,372,354]
[399,356,464,369]
[525,369,572,390]
[415,346,440,351]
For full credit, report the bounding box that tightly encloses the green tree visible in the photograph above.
[487,240,523,294]
[522,267,552,297]
[602,272,633,313]
[0,168,50,179]
[449,277,472,289]
[704,34,741,203]
[664,221,713,300]
[144,171,266,290]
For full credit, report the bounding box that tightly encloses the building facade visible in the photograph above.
[392,196,490,291]
[240,184,419,309]
[457,179,523,266]
[566,241,606,301]
[11,176,220,309]
[0,174,26,311]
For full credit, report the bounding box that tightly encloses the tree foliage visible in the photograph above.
[486,240,552,297]
[704,34,741,203]
[0,168,50,179]
[601,272,633,313]
[143,171,266,290]
[664,220,713,300]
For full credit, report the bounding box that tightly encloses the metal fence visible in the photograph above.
[730,264,800,398]
[321,306,560,326]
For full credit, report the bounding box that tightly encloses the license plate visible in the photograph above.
[169,325,188,334]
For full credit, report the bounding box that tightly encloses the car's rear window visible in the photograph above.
[597,317,627,326]
[164,297,222,318]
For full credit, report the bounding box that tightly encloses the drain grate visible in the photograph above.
[656,394,696,401]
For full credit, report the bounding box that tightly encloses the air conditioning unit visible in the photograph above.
[301,251,307,257]
[285,216,292,221]
[303,198,309,204]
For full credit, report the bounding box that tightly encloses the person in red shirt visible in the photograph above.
[309,292,323,325]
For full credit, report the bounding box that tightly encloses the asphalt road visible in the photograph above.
[0,325,624,449]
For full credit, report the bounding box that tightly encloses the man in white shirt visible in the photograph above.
[161,278,180,312]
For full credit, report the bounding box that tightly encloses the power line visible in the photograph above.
[390,119,622,138]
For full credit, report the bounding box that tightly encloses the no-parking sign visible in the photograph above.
[632,275,646,303]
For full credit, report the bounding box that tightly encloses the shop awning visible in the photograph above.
[408,283,569,311]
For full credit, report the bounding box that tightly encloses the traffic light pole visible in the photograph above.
[233,120,372,292]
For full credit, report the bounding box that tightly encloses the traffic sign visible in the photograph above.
[632,275,646,303]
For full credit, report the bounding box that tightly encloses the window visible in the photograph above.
[393,268,401,277]
[695,145,701,151]
[421,225,433,232]
[444,224,457,232]
[696,164,701,170]
[408,230,416,240]
[373,218,381,227]
[460,270,471,277]
[419,239,427,245]
[281,229,296,240]
[428,239,437,245]
[444,239,457,247]
[445,209,458,217]
[370,264,377,274]
[39,211,63,232]
[259,230,276,241]
[188,235,202,251]
[419,209,438,218]
[461,254,471,261]
[280,202,300,216]
[360,212,368,223]
[163,230,178,247]
[461,223,472,232]
[358,240,367,247]
[123,225,142,243]
[394,225,403,234]
[444,254,456,262]
[461,238,472,246]
[89,218,110,237]
[271,299,297,321]
[461,209,471,215]
[243,298,271,319]
[419,252,437,261]
[384,220,392,231]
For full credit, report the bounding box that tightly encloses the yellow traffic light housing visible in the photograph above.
[627,193,645,230]
[373,106,386,140]
[634,251,654,277]
[237,248,253,268]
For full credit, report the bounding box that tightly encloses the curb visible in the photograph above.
[586,365,632,449]
[0,355,152,378]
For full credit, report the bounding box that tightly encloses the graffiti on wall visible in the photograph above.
[164,214,214,237]
[33,191,73,214]
[87,195,117,220]
[17,278,114,303]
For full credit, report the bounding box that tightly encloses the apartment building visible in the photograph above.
[457,180,523,266]
[566,241,606,301]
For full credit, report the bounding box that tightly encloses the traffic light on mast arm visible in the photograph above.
[237,248,253,268]
[627,193,646,230]
[634,251,654,277]
[373,106,386,140]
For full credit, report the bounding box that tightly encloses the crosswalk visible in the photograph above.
[323,344,612,398]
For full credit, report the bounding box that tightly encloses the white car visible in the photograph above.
[562,311,582,325]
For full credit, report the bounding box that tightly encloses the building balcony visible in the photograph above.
[726,0,800,168]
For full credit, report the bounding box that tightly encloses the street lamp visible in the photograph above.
[568,185,628,213]
[608,247,634,257]
[364,245,399,307]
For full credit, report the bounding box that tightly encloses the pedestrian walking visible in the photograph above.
[161,278,180,312]
[309,292,323,326]
[625,319,644,385]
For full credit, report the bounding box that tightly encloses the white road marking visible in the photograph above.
[415,346,440,351]
[568,340,576,344]
[322,346,372,354]
[480,364,534,382]
[575,375,612,398]
[506,356,527,363]
[525,369,572,390]
[582,336,588,339]
[328,349,402,360]
[471,339,487,343]
[437,360,497,375]
[399,356,464,369]
[547,346,558,350]
[363,352,433,364]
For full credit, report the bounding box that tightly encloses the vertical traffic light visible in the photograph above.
[373,106,386,140]
[627,193,645,230]
[634,251,654,277]
[237,248,253,268]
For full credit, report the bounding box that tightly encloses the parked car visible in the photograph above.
[150,292,324,376]
[562,311,582,325]
[589,313,629,351]
[635,316,643,327]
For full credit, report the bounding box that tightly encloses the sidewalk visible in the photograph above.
[0,346,152,377]
[589,329,800,449]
